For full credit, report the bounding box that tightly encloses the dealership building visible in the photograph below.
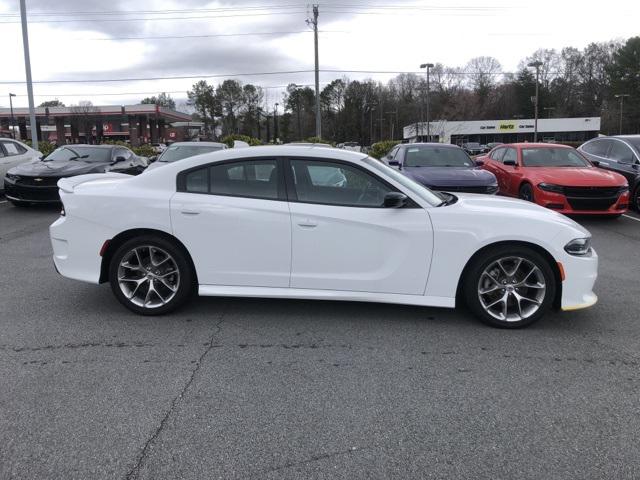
[0,103,198,145]
[403,117,601,145]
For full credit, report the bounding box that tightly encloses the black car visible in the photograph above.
[461,142,486,156]
[383,143,498,194]
[4,144,147,206]
[578,135,640,210]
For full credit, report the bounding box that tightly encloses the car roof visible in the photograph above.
[401,143,460,148]
[168,141,226,147]
[63,144,114,149]
[508,143,572,149]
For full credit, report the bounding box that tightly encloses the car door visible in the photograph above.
[170,158,291,287]
[286,157,433,295]
[494,147,518,195]
[482,147,505,176]
[607,139,639,186]
[0,140,31,178]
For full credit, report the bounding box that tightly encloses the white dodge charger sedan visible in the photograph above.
[49,145,598,328]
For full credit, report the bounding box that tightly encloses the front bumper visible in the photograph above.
[4,178,60,203]
[560,247,598,311]
[535,187,629,216]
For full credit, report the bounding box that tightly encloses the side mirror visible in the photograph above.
[383,192,407,208]
[113,156,127,164]
[475,159,485,166]
[149,155,158,163]
[590,159,600,167]
[503,158,517,167]
[388,159,401,168]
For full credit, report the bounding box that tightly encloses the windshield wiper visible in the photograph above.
[436,192,456,207]
[68,154,90,161]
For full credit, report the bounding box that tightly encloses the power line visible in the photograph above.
[1,69,551,85]
[86,31,335,41]
[0,4,306,17]
[0,10,308,24]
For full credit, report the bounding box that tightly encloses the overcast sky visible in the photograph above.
[1,0,638,110]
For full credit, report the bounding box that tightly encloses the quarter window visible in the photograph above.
[184,168,208,193]
[290,159,392,207]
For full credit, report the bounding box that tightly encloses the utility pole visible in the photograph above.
[8,93,16,139]
[308,5,321,138]
[20,0,38,150]
[528,60,543,143]
[274,102,279,143]
[420,63,434,142]
[614,94,630,135]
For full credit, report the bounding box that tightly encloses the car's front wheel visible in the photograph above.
[519,183,535,202]
[463,246,556,328]
[109,235,195,315]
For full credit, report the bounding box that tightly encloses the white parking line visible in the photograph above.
[622,214,640,223]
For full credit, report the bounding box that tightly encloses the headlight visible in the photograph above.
[5,173,19,181]
[538,183,564,194]
[564,237,591,256]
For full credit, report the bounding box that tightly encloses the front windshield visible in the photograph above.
[45,146,112,162]
[363,156,442,206]
[159,145,224,162]
[522,147,591,167]
[404,146,474,168]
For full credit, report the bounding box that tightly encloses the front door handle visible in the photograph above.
[181,210,200,215]
[297,221,318,228]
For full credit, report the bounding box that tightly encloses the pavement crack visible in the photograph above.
[125,308,228,480]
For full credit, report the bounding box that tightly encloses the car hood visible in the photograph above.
[402,167,496,186]
[527,167,626,186]
[8,159,109,177]
[452,192,588,233]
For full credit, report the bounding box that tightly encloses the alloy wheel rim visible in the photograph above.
[117,245,180,308]
[477,256,546,322]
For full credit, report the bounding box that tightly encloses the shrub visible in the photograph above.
[369,140,400,159]
[23,140,57,157]
[221,134,262,148]
[132,144,156,158]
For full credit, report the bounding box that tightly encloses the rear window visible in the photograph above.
[159,145,224,163]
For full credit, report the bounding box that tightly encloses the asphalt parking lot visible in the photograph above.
[1,198,639,480]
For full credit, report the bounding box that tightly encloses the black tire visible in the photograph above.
[519,183,534,202]
[108,235,195,315]
[463,245,556,328]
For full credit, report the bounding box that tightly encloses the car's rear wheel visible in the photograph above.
[519,183,534,202]
[463,246,556,328]
[109,235,195,315]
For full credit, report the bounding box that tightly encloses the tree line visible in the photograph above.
[185,36,640,145]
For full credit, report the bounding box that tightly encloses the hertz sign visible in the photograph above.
[498,122,516,131]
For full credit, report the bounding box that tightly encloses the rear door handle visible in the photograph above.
[181,210,200,215]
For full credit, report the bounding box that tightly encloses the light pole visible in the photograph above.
[528,61,543,142]
[614,94,630,135]
[420,63,434,142]
[9,93,16,139]
[274,102,279,143]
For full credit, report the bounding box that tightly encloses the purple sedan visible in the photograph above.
[383,143,498,194]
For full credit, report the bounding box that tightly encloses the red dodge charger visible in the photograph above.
[478,143,629,216]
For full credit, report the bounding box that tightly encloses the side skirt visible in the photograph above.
[198,285,456,308]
